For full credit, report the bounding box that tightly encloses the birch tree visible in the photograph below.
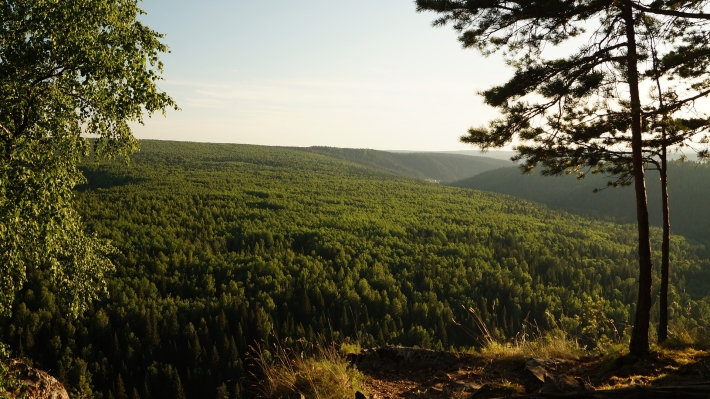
[0,0,177,316]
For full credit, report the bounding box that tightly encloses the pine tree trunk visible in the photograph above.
[651,35,671,345]
[622,3,654,356]
[658,157,670,343]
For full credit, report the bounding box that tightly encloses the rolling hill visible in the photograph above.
[450,162,710,244]
[3,140,709,399]
[298,146,512,182]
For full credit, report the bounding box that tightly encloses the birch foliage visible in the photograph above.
[0,0,176,316]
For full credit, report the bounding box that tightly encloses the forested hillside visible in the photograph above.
[299,146,511,181]
[438,149,518,161]
[2,141,709,399]
[450,162,710,244]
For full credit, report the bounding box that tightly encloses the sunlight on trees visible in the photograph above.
[0,0,176,316]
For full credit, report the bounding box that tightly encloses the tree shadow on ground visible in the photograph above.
[76,166,146,192]
[356,347,710,399]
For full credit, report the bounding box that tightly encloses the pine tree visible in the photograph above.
[417,0,710,356]
[115,374,128,399]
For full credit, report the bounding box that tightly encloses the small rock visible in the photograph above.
[450,381,482,392]
[558,375,586,392]
[442,385,451,397]
[429,386,443,394]
[469,383,521,399]
[522,359,566,394]
[541,379,563,394]
[524,358,550,384]
[541,375,586,394]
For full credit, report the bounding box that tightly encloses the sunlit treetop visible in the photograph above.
[0,0,177,317]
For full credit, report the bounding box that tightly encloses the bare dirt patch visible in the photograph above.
[352,347,710,398]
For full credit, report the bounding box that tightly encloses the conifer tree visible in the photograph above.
[417,0,710,355]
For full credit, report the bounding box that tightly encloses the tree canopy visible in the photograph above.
[0,0,176,316]
[416,0,710,355]
[5,141,710,398]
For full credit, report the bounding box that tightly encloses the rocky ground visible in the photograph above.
[352,347,710,398]
[1,359,69,399]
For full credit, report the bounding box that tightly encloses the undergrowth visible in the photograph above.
[339,341,362,356]
[0,362,26,397]
[457,306,589,359]
[251,340,366,399]
[458,297,710,361]
[662,301,710,349]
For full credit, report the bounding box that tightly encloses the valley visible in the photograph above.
[2,141,710,398]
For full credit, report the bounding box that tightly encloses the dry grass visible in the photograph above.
[480,328,586,360]
[653,345,706,365]
[339,342,362,356]
[663,319,710,350]
[251,341,366,399]
[458,307,586,360]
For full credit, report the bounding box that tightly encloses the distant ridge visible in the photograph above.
[449,162,710,244]
[388,149,518,162]
[298,146,512,182]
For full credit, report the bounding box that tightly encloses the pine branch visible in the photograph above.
[631,2,710,20]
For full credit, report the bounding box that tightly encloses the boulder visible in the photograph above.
[523,358,556,393]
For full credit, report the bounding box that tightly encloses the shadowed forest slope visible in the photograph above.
[450,162,710,244]
[299,146,511,182]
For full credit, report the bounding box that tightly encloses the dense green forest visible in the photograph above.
[2,141,710,399]
[450,163,710,244]
[298,147,511,182]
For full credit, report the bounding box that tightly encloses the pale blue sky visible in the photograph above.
[134,0,512,151]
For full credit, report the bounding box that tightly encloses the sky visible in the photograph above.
[133,0,514,151]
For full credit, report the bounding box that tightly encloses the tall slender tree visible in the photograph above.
[642,16,710,342]
[0,0,177,316]
[417,0,710,355]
